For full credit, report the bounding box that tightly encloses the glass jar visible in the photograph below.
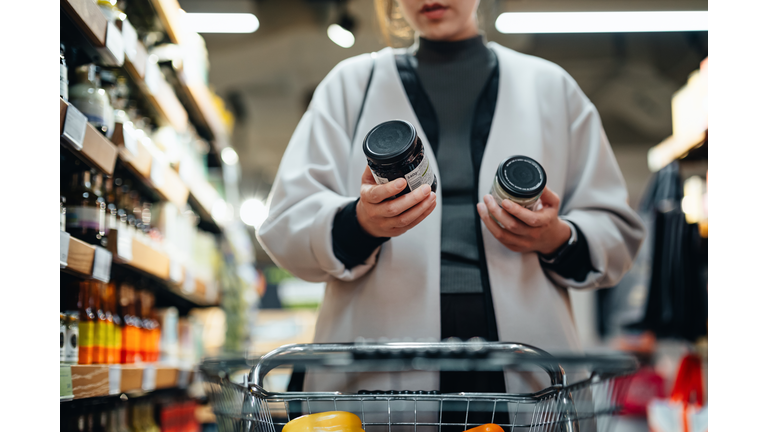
[363,120,437,199]
[490,155,547,214]
[65,312,80,364]
[69,64,115,138]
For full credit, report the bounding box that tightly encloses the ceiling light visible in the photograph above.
[181,12,260,34]
[221,147,239,165]
[240,198,269,228]
[495,11,708,34]
[328,23,355,48]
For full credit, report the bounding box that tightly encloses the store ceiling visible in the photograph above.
[178,0,706,261]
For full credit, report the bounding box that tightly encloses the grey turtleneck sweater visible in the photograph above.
[410,35,495,294]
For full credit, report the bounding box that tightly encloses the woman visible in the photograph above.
[258,0,645,395]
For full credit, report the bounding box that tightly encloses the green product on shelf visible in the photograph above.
[60,364,74,400]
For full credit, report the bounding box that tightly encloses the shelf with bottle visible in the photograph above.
[61,98,120,176]
[60,277,211,400]
[648,57,708,172]
[61,0,189,134]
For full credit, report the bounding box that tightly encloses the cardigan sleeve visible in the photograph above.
[544,73,646,289]
[257,55,382,283]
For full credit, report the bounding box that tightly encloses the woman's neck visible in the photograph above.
[413,34,488,64]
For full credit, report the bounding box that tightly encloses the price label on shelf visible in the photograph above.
[142,365,156,391]
[61,105,87,151]
[116,228,133,261]
[150,157,166,189]
[60,231,70,268]
[182,268,195,294]
[101,22,125,67]
[170,260,183,284]
[122,19,138,63]
[109,366,122,395]
[92,247,112,283]
[121,122,139,157]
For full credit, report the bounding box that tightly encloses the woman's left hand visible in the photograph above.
[477,187,572,255]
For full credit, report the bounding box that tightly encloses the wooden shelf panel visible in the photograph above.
[60,98,119,176]
[66,236,96,276]
[148,0,184,45]
[61,0,107,47]
[69,364,193,400]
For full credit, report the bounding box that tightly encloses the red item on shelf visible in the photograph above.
[618,366,666,416]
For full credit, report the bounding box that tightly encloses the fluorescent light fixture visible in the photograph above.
[327,23,355,48]
[181,13,259,34]
[495,11,707,34]
[221,147,239,165]
[240,198,268,228]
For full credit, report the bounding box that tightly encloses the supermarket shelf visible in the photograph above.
[62,235,96,277]
[176,71,231,153]
[65,364,193,400]
[147,0,185,46]
[60,98,119,176]
[186,176,223,233]
[648,130,708,172]
[62,0,189,133]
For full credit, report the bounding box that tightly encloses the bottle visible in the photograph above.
[60,313,67,363]
[65,311,80,364]
[77,281,96,364]
[105,175,118,241]
[489,155,547,212]
[119,282,136,363]
[60,43,69,100]
[66,169,106,245]
[93,281,109,364]
[362,120,437,199]
[69,64,115,137]
[106,406,120,432]
[116,404,131,432]
[60,196,67,232]
[103,282,117,364]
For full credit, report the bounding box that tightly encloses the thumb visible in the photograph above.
[539,187,561,208]
[361,166,377,186]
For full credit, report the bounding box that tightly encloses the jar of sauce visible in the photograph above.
[363,120,437,199]
[490,155,547,212]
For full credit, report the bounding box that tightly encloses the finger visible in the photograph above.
[477,203,532,252]
[477,202,513,241]
[401,194,437,231]
[500,198,548,227]
[390,191,436,228]
[377,184,433,218]
[361,166,377,185]
[538,186,561,208]
[363,177,408,204]
[482,195,528,235]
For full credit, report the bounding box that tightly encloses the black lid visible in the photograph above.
[497,155,547,198]
[363,120,418,165]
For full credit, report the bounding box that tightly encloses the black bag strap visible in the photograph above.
[352,54,376,142]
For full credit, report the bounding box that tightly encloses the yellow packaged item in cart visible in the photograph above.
[283,411,366,432]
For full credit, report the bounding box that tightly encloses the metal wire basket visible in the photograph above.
[201,342,637,432]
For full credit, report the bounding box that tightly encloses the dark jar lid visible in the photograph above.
[363,120,419,165]
[497,155,547,198]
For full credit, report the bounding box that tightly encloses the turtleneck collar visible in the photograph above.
[413,35,489,64]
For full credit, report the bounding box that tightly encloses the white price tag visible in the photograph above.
[144,57,161,95]
[182,268,195,294]
[122,19,138,63]
[151,157,166,188]
[103,22,125,66]
[109,366,122,395]
[170,260,183,284]
[122,122,138,156]
[92,247,112,283]
[116,228,133,261]
[61,106,88,151]
[142,365,156,391]
[176,369,190,389]
[60,231,70,268]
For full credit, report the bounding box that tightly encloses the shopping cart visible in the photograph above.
[201,341,638,432]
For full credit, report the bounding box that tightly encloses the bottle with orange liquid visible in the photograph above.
[103,282,117,364]
[93,281,110,364]
[77,280,96,364]
[118,282,138,364]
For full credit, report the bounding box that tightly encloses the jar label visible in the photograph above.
[404,154,435,193]
[60,323,67,362]
[66,324,79,363]
[66,206,104,231]
[371,172,389,185]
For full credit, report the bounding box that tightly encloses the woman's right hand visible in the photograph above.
[357,166,437,238]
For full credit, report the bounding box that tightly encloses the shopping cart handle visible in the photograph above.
[247,341,566,388]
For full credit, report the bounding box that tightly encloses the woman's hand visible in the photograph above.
[476,187,571,255]
[357,167,437,238]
